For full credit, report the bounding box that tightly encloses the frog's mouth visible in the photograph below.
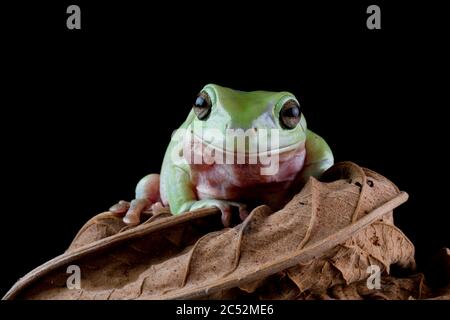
[190,132,305,157]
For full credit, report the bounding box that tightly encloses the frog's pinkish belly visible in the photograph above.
[189,145,306,209]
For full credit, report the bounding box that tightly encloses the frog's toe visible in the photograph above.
[237,204,249,221]
[227,201,249,223]
[219,202,249,227]
[188,199,248,227]
[211,201,248,227]
[123,198,151,226]
[150,202,166,213]
[219,206,232,227]
[109,200,130,215]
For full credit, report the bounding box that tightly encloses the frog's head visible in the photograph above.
[185,84,307,156]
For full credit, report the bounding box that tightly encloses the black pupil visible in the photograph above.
[284,105,300,117]
[195,96,207,108]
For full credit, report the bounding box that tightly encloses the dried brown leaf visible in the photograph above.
[4,162,425,300]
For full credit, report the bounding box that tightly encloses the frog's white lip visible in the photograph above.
[192,133,305,156]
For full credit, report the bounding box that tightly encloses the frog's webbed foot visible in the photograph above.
[189,199,249,227]
[109,174,161,226]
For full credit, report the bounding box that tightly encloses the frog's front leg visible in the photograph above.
[109,173,162,225]
[163,166,248,227]
[297,130,334,185]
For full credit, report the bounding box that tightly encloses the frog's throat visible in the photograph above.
[191,133,305,157]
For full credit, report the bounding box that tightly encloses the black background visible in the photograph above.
[1,1,449,299]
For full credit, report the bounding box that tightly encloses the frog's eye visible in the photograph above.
[193,91,212,120]
[279,99,302,129]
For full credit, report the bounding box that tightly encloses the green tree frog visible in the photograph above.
[110,84,333,226]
